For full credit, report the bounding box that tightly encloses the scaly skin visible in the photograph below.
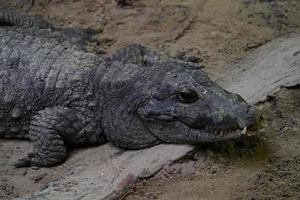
[0,7,51,28]
[0,7,98,52]
[0,25,257,168]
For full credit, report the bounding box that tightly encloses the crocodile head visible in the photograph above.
[137,65,257,144]
[101,45,258,149]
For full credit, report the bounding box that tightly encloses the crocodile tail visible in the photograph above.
[0,7,51,29]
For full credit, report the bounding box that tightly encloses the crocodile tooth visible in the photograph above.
[241,127,247,135]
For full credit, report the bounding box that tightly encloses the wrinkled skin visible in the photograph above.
[102,46,257,149]
[0,16,257,167]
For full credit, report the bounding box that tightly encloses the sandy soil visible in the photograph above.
[0,0,299,199]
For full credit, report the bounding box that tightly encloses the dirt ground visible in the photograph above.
[0,0,299,199]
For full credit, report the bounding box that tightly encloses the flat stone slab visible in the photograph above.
[217,33,300,104]
[16,34,300,200]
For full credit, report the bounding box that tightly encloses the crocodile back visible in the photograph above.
[0,27,101,138]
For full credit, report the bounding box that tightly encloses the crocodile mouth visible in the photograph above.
[183,126,257,144]
[140,115,255,138]
[140,115,256,144]
[211,127,256,141]
[213,127,253,137]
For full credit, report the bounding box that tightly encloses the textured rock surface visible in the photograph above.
[16,34,300,200]
[218,33,300,104]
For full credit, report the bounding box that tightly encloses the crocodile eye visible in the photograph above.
[178,89,199,103]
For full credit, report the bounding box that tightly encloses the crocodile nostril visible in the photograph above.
[246,105,251,113]
[246,106,257,117]
[235,94,246,103]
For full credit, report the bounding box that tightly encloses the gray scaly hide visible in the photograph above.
[0,18,257,167]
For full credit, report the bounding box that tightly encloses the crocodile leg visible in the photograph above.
[14,106,106,168]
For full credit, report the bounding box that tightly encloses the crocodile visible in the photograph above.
[0,7,101,53]
[0,12,257,168]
